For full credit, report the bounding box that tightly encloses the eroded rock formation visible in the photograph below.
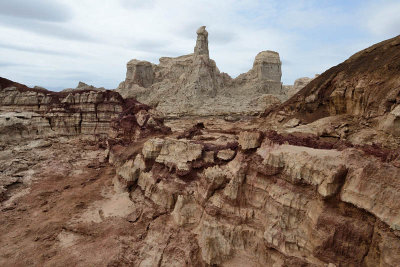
[117,26,285,117]
[0,77,123,138]
[106,124,400,266]
[0,77,167,141]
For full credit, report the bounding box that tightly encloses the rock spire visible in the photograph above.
[194,26,209,58]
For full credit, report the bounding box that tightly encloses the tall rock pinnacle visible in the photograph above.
[194,26,209,58]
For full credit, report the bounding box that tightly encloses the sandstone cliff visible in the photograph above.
[117,26,285,117]
[0,78,121,138]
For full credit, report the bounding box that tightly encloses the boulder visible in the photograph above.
[155,139,203,173]
[238,131,262,150]
[142,138,165,159]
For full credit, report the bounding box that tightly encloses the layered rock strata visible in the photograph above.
[108,124,400,266]
[0,77,167,140]
[0,77,123,137]
[117,26,285,117]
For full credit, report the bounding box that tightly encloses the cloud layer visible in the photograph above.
[0,0,72,22]
[0,0,399,90]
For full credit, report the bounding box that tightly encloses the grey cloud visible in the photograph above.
[0,61,27,68]
[178,23,204,39]
[0,16,97,42]
[128,39,185,57]
[0,42,79,56]
[0,0,72,22]
[120,0,156,9]
[134,39,169,51]
[210,30,236,44]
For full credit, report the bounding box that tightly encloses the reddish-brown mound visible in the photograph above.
[0,77,32,91]
[282,35,400,123]
[0,76,124,103]
[264,130,400,162]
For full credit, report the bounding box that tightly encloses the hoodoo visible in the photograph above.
[194,26,209,58]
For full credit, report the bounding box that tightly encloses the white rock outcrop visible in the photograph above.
[117,26,286,117]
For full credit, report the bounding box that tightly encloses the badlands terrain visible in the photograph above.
[1,27,400,266]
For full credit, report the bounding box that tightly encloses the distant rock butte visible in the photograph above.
[117,26,286,117]
[0,77,167,141]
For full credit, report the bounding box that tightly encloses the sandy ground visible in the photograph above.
[0,138,138,266]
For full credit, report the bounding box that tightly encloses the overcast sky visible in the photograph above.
[0,0,399,90]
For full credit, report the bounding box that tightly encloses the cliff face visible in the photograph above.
[105,123,400,266]
[0,77,124,139]
[117,26,285,117]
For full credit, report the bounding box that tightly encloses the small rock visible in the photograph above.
[142,138,164,159]
[203,151,215,163]
[217,149,236,161]
[238,131,262,150]
[126,208,142,223]
[135,110,149,127]
[283,118,300,128]
[223,116,239,122]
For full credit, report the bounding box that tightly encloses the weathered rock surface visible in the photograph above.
[61,81,106,92]
[0,77,123,137]
[155,138,203,174]
[117,26,286,117]
[0,77,168,140]
[107,124,400,266]
[284,76,314,98]
[238,130,262,150]
[280,35,400,138]
[0,112,53,142]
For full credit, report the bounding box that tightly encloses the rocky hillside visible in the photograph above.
[281,35,400,136]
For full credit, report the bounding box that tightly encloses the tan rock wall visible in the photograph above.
[110,131,400,266]
[0,86,123,137]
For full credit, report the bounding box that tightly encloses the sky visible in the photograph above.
[0,0,399,91]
